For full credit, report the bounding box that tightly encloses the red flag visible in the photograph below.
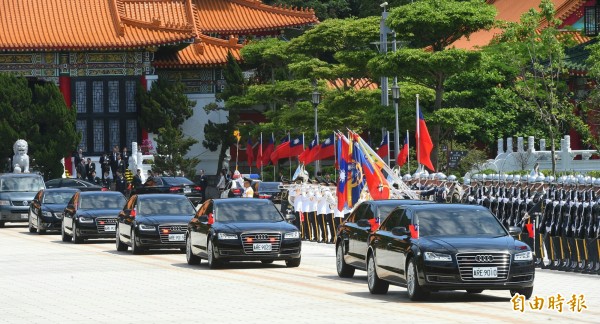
[376,133,389,158]
[270,135,290,165]
[289,136,304,157]
[299,135,318,164]
[313,134,335,161]
[397,135,409,167]
[416,108,435,172]
[525,223,534,239]
[262,134,274,166]
[409,224,419,239]
[246,137,254,166]
[256,135,263,168]
[352,134,390,201]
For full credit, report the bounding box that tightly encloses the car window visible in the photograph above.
[380,208,403,231]
[350,204,369,222]
[45,179,59,188]
[138,197,195,216]
[215,202,283,223]
[79,194,126,209]
[43,191,76,204]
[415,208,507,237]
[163,177,194,186]
[378,205,398,220]
[0,176,45,192]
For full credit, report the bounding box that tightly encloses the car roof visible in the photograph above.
[79,191,124,197]
[0,173,43,178]
[408,203,488,211]
[136,193,190,200]
[43,188,80,193]
[212,198,272,205]
[363,199,433,206]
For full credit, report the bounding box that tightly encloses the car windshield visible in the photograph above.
[215,202,283,223]
[258,182,281,192]
[416,208,506,237]
[43,191,75,204]
[162,177,194,186]
[0,176,45,192]
[79,194,126,209]
[138,197,195,216]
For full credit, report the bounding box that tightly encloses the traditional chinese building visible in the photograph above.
[0,0,317,174]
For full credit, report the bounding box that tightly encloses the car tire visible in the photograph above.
[37,219,46,235]
[466,289,483,294]
[367,254,389,294]
[28,216,37,233]
[186,235,201,265]
[72,222,84,244]
[61,222,71,242]
[115,225,128,251]
[0,221,5,228]
[207,239,221,269]
[131,230,145,255]
[285,257,301,268]
[261,260,274,264]
[510,287,533,300]
[336,242,355,278]
[406,259,429,301]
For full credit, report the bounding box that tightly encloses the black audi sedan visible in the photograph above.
[132,176,203,205]
[28,188,78,234]
[61,191,126,244]
[115,194,196,254]
[366,204,535,300]
[185,198,301,268]
[335,199,431,278]
[45,178,105,191]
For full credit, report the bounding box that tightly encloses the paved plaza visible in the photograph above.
[0,224,598,323]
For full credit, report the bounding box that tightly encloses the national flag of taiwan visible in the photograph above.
[314,134,335,161]
[376,133,389,158]
[336,135,349,211]
[352,136,390,201]
[256,135,263,168]
[348,138,365,207]
[289,135,304,157]
[397,135,409,167]
[416,109,435,172]
[270,135,290,165]
[262,134,274,167]
[246,137,254,167]
[299,135,318,164]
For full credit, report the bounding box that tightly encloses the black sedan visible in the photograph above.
[335,199,431,278]
[61,191,126,244]
[28,188,79,234]
[115,194,196,254]
[45,178,105,191]
[185,198,301,268]
[256,181,283,203]
[366,204,535,300]
[132,176,203,205]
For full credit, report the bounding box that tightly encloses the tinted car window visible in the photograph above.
[377,205,398,220]
[381,208,407,230]
[258,182,281,191]
[162,177,194,186]
[43,191,76,204]
[138,197,195,216]
[79,194,126,209]
[351,204,369,222]
[416,208,506,237]
[0,176,45,192]
[215,202,283,223]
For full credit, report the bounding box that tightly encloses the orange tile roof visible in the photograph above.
[0,0,196,51]
[194,0,318,34]
[558,30,590,45]
[154,34,243,68]
[452,0,585,50]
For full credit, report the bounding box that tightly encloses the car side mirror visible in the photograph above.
[198,215,209,223]
[285,213,296,222]
[356,219,370,228]
[508,226,521,236]
[391,227,410,237]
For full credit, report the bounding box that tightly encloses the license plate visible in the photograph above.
[169,234,185,242]
[184,187,191,193]
[21,214,28,219]
[253,243,272,252]
[104,225,116,232]
[473,267,498,278]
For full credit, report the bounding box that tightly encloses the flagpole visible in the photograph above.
[416,94,420,172]
[333,133,337,182]
[272,133,275,181]
[260,132,263,180]
[406,129,410,174]
[386,130,390,167]
[248,133,252,175]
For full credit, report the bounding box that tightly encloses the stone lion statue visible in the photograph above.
[13,139,30,173]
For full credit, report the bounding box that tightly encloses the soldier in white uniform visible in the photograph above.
[294,184,306,240]
[306,186,319,241]
[316,186,328,243]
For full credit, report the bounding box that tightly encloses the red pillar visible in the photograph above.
[59,76,73,176]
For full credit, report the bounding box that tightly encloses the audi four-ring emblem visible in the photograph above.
[170,226,183,231]
[255,234,269,240]
[475,255,494,262]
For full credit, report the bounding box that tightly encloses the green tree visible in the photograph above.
[0,74,32,157]
[368,0,497,169]
[138,78,194,132]
[152,120,200,177]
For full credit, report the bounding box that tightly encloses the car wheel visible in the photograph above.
[285,257,301,268]
[72,222,84,244]
[466,289,483,294]
[131,230,145,255]
[261,260,274,264]
[406,259,429,301]
[28,216,37,233]
[367,254,388,294]
[510,287,533,300]
[61,222,71,242]
[207,239,221,269]
[37,219,46,235]
[336,242,355,278]
[0,221,5,228]
[186,235,201,265]
[115,225,128,251]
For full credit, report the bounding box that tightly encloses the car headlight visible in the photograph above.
[42,211,53,217]
[0,200,10,206]
[514,251,533,261]
[56,213,64,219]
[78,217,94,223]
[284,231,300,239]
[218,233,238,240]
[139,224,156,231]
[424,252,452,262]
